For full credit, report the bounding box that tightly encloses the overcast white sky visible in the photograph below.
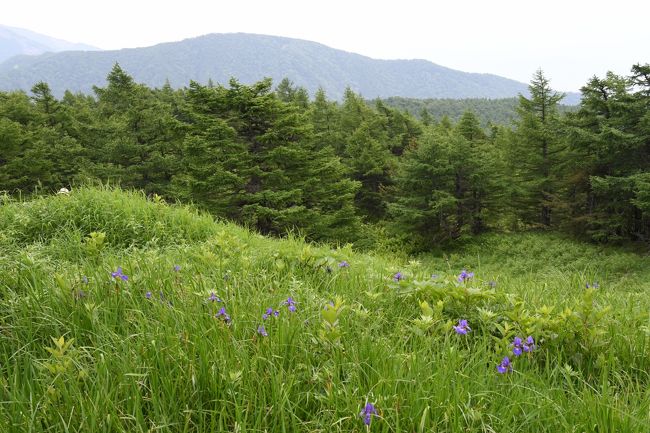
[3,0,648,91]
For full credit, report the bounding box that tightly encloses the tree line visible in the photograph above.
[380,96,577,127]
[1,63,649,249]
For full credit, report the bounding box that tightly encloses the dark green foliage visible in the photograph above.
[382,96,578,127]
[562,64,650,241]
[389,129,456,246]
[180,79,361,241]
[87,64,184,197]
[2,62,650,248]
[177,81,246,218]
[338,89,396,221]
[0,84,83,192]
[389,111,504,248]
[508,70,565,227]
[275,77,309,109]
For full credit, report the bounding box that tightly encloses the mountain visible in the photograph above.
[0,24,99,63]
[0,32,554,101]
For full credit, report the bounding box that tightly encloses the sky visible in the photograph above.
[2,0,648,91]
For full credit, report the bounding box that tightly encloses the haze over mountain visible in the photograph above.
[0,24,98,63]
[0,32,581,102]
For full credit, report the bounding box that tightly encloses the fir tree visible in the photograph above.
[510,69,565,227]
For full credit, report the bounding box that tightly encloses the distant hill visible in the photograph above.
[381,96,579,126]
[0,32,571,101]
[0,24,98,63]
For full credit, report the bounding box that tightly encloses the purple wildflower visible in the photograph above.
[457,269,474,283]
[263,307,279,320]
[338,260,350,268]
[497,356,512,374]
[257,325,268,337]
[453,319,471,335]
[512,337,523,356]
[285,297,297,313]
[586,281,600,289]
[431,274,439,279]
[208,292,221,303]
[75,290,86,299]
[215,307,231,324]
[111,267,128,281]
[81,276,89,284]
[145,291,152,299]
[360,402,378,426]
[393,271,404,282]
[173,265,181,272]
[523,336,536,353]
[488,281,497,288]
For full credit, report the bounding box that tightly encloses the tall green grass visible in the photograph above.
[0,187,648,432]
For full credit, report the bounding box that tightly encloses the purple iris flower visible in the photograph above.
[586,281,599,289]
[285,297,296,312]
[145,291,152,299]
[393,272,404,282]
[512,337,523,356]
[523,336,536,352]
[215,307,231,324]
[263,307,279,320]
[338,260,350,268]
[81,276,89,284]
[453,319,471,335]
[360,402,377,426]
[111,267,128,281]
[497,356,512,374]
[173,265,181,272]
[457,269,474,283]
[208,292,221,303]
[257,325,268,337]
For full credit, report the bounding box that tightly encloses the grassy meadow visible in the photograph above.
[0,187,649,432]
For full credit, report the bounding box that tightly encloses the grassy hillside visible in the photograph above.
[1,187,648,432]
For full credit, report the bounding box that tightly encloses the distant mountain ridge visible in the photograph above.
[0,32,580,103]
[0,24,98,63]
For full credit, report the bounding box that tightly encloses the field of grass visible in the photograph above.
[1,187,649,432]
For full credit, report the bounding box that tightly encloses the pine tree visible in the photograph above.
[0,86,83,193]
[309,88,344,152]
[563,65,650,240]
[338,89,395,221]
[90,64,183,196]
[389,130,456,247]
[275,78,309,109]
[510,69,565,227]
[178,81,248,218]
[181,78,360,241]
